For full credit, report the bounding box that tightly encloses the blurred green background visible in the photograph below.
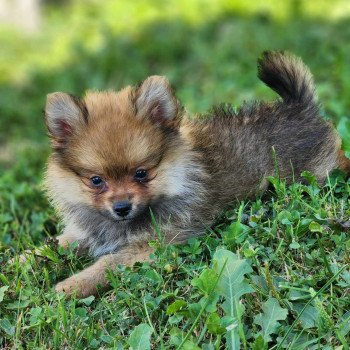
[2,2,350,347]
[1,0,350,169]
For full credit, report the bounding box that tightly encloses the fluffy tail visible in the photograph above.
[257,51,317,107]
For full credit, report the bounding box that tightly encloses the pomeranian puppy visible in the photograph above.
[43,51,349,297]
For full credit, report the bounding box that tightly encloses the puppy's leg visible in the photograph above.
[55,242,154,297]
[56,232,78,248]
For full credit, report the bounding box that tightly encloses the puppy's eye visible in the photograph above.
[134,169,148,181]
[90,176,104,187]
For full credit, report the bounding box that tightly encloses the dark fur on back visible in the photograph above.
[185,51,341,208]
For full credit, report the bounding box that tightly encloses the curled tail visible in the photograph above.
[257,51,317,107]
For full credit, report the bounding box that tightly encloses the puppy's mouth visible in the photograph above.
[107,213,133,223]
[97,210,130,223]
[99,204,148,223]
[114,217,132,222]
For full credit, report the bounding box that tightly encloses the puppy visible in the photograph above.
[43,51,349,297]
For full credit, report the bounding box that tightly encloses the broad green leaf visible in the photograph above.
[89,339,100,348]
[6,299,30,309]
[191,268,218,295]
[223,221,250,245]
[212,248,254,350]
[100,334,113,344]
[166,300,187,315]
[79,295,95,306]
[292,304,319,329]
[192,268,220,312]
[309,221,323,233]
[128,323,152,350]
[169,327,200,349]
[29,306,42,317]
[289,241,300,249]
[301,171,317,186]
[0,286,9,303]
[0,318,15,336]
[145,269,163,284]
[169,327,185,347]
[206,312,226,335]
[183,341,201,350]
[213,249,254,311]
[276,331,320,349]
[183,238,202,255]
[339,312,350,337]
[277,210,292,225]
[188,302,202,318]
[198,293,220,313]
[254,298,288,342]
[252,334,268,350]
[202,345,215,350]
[75,307,88,318]
[29,306,43,326]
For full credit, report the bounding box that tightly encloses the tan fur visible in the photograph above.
[45,162,92,210]
[55,242,154,297]
[56,223,89,250]
[70,88,165,171]
[337,149,350,174]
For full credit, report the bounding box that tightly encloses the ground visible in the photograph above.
[0,1,350,349]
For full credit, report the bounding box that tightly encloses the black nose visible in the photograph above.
[113,201,132,217]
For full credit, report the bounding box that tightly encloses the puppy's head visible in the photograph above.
[45,76,187,222]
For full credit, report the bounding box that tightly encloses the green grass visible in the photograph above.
[1,1,350,348]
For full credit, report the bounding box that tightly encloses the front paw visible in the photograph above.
[55,275,98,298]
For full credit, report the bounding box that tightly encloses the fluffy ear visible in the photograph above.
[45,92,88,147]
[135,76,181,128]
